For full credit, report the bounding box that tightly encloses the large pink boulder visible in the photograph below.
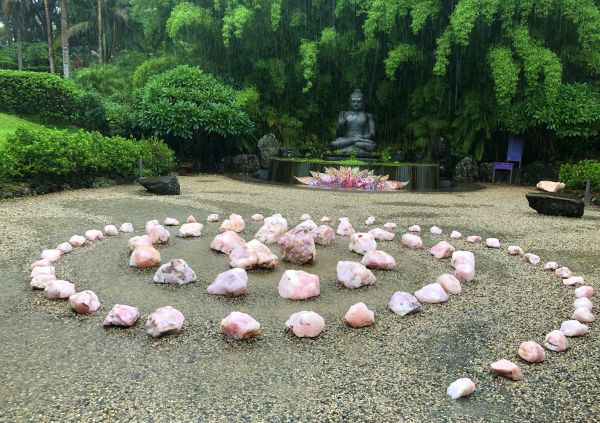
[69,235,86,247]
[278,270,320,300]
[414,283,448,304]
[437,273,462,294]
[524,253,541,265]
[56,242,73,254]
[43,280,76,299]
[30,266,55,278]
[575,286,594,299]
[563,276,585,286]
[430,241,455,259]
[408,224,421,233]
[454,264,475,283]
[129,245,161,268]
[311,225,336,246]
[450,231,462,240]
[211,231,246,254]
[544,330,568,352]
[220,311,261,340]
[285,311,325,338]
[147,224,170,244]
[119,223,134,233]
[507,246,525,256]
[573,297,593,310]
[544,261,559,270]
[368,228,395,241]
[255,214,288,244]
[206,213,220,223]
[69,290,101,314]
[178,222,203,238]
[219,214,245,233]
[30,258,52,269]
[451,251,475,268]
[229,239,278,269]
[103,304,139,327]
[560,320,588,337]
[146,306,185,337]
[401,233,423,249]
[466,235,482,243]
[536,181,565,193]
[127,235,152,252]
[153,259,197,284]
[555,267,573,279]
[207,268,248,296]
[336,217,355,236]
[104,225,119,236]
[572,308,595,323]
[30,274,57,289]
[345,302,375,328]
[85,229,103,241]
[336,261,376,288]
[296,219,317,231]
[361,250,396,270]
[485,238,500,248]
[518,341,545,363]
[277,227,316,264]
[490,359,523,381]
[349,233,377,255]
[447,378,475,400]
[41,249,62,262]
[388,291,422,316]
[430,226,442,235]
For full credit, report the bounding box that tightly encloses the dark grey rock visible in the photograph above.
[233,154,260,174]
[257,133,281,168]
[454,157,479,183]
[138,176,180,195]
[526,192,584,218]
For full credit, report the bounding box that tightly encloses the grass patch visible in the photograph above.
[0,112,78,143]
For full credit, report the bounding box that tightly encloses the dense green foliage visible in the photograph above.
[560,160,600,191]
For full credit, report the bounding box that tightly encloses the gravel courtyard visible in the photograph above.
[1,175,598,422]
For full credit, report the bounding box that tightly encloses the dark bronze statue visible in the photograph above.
[330,89,376,154]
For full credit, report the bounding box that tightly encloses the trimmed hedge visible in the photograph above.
[560,160,600,192]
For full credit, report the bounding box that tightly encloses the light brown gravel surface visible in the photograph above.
[0,175,598,422]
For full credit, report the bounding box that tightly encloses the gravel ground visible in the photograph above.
[0,175,598,422]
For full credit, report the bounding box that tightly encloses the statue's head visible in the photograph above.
[349,89,364,111]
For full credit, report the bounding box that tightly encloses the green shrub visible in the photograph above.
[104,100,135,137]
[132,55,179,89]
[138,136,177,176]
[559,160,600,192]
[75,91,108,132]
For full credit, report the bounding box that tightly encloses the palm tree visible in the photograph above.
[97,0,103,63]
[60,0,69,78]
[2,0,30,70]
[43,0,55,73]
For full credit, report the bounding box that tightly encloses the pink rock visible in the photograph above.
[466,235,482,243]
[85,229,103,241]
[164,217,179,226]
[450,231,462,239]
[251,213,264,222]
[178,222,203,237]
[119,223,134,233]
[145,219,159,229]
[129,245,161,268]
[524,253,540,265]
[388,291,422,316]
[336,218,355,236]
[43,280,76,299]
[277,227,316,264]
[285,311,325,338]
[575,286,593,299]
[507,246,524,256]
[563,276,585,286]
[572,308,595,323]
[211,231,246,254]
[349,232,377,255]
[365,216,376,225]
[56,242,73,254]
[30,274,57,289]
[311,225,336,246]
[220,311,261,340]
[186,215,197,223]
[574,297,593,310]
[437,273,462,294]
[69,235,86,247]
[414,283,448,304]
[401,233,423,249]
[147,224,170,244]
[544,330,568,352]
[361,250,396,270]
[30,258,52,269]
[278,270,320,300]
[560,320,588,337]
[321,216,332,223]
[336,261,376,288]
[145,306,185,337]
[408,224,421,233]
[485,238,500,248]
[255,214,288,244]
[103,225,119,236]
[229,239,278,269]
[430,226,442,235]
[103,304,139,327]
[207,268,248,296]
[207,213,220,223]
[544,261,559,270]
[490,359,523,381]
[41,249,61,262]
[127,235,152,252]
[430,241,455,259]
[153,259,197,284]
[384,222,397,230]
[555,267,572,278]
[447,378,475,400]
[219,214,245,233]
[300,213,312,221]
[536,181,565,193]
[30,266,55,278]
[296,219,317,231]
[451,251,475,268]
[345,302,375,328]
[454,264,475,283]
[368,228,395,241]
[518,341,545,363]
[69,290,101,314]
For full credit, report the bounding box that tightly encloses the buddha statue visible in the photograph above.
[330,89,376,154]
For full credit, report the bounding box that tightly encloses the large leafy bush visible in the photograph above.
[560,160,600,192]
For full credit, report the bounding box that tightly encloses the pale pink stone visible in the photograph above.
[206,213,220,223]
[572,308,595,323]
[555,267,572,279]
[383,222,397,230]
[127,235,152,252]
[388,291,422,316]
[103,225,119,236]
[300,213,312,221]
[345,302,375,328]
[163,217,179,226]
[518,341,545,363]
[575,286,593,299]
[129,245,161,268]
[69,235,86,247]
[285,311,325,338]
[69,290,101,314]
[146,306,184,337]
[490,359,523,381]
[574,297,593,310]
[278,270,320,300]
[414,283,448,304]
[251,213,264,222]
[85,229,103,241]
[536,181,565,193]
[450,231,462,240]
[408,224,421,233]
[437,273,462,294]
[336,218,355,236]
[147,224,170,244]
[466,235,482,243]
[361,250,396,270]
[43,280,76,299]
[145,219,159,229]
[219,214,245,233]
[524,253,541,265]
[349,232,377,255]
[312,225,336,246]
[229,239,278,269]
[454,264,475,283]
[563,276,585,286]
[430,241,455,259]
[153,259,197,284]
[336,261,376,288]
[255,214,288,244]
[178,222,203,237]
[451,251,475,268]
[560,320,588,337]
[544,261,559,270]
[41,249,61,262]
[430,226,442,235]
[30,258,52,269]
[365,216,376,225]
[211,231,246,254]
[507,246,524,256]
[56,242,73,254]
[368,228,395,241]
[103,304,139,327]
[447,378,475,400]
[119,223,134,233]
[544,330,568,352]
[277,227,316,264]
[207,268,248,296]
[186,215,196,223]
[220,311,261,340]
[30,274,57,289]
[296,219,317,231]
[30,266,55,278]
[485,238,500,248]
[321,216,332,223]
[401,233,423,249]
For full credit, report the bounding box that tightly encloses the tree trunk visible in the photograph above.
[97,0,103,63]
[60,0,70,78]
[16,26,23,70]
[44,0,55,73]
[111,14,116,60]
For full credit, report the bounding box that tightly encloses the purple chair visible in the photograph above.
[492,136,523,184]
